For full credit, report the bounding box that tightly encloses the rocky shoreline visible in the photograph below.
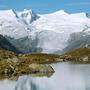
[0,48,89,80]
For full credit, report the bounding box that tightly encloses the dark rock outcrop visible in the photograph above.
[0,34,20,53]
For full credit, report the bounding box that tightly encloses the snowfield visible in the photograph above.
[0,9,90,53]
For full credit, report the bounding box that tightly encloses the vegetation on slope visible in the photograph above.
[0,47,89,80]
[0,49,18,60]
[0,60,54,80]
[64,48,90,63]
[0,49,55,80]
[18,53,64,64]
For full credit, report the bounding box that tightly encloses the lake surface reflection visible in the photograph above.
[0,62,90,90]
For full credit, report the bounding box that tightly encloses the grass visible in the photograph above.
[18,53,63,64]
[0,49,17,60]
[64,48,90,63]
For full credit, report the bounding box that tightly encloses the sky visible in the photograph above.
[0,0,90,14]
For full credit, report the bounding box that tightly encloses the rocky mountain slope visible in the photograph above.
[0,34,20,53]
[55,27,90,54]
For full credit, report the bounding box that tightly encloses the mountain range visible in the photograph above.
[0,9,90,54]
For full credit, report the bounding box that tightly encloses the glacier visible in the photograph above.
[0,9,90,53]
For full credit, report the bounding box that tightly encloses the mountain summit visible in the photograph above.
[18,9,39,24]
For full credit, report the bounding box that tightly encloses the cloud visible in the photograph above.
[66,2,90,6]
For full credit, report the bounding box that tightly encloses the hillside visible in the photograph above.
[6,36,42,53]
[0,49,55,80]
[64,48,90,63]
[18,53,63,64]
[0,47,89,80]
[0,35,20,53]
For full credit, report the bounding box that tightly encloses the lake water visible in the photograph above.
[0,62,90,90]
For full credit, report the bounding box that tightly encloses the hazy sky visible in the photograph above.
[0,0,90,14]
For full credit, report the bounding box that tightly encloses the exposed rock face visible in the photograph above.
[18,9,40,24]
[81,56,89,62]
[6,36,42,54]
[62,29,90,54]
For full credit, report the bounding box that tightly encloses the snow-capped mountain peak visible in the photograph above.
[18,9,39,24]
[0,9,90,53]
[51,10,69,16]
[70,12,87,18]
[0,9,19,20]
